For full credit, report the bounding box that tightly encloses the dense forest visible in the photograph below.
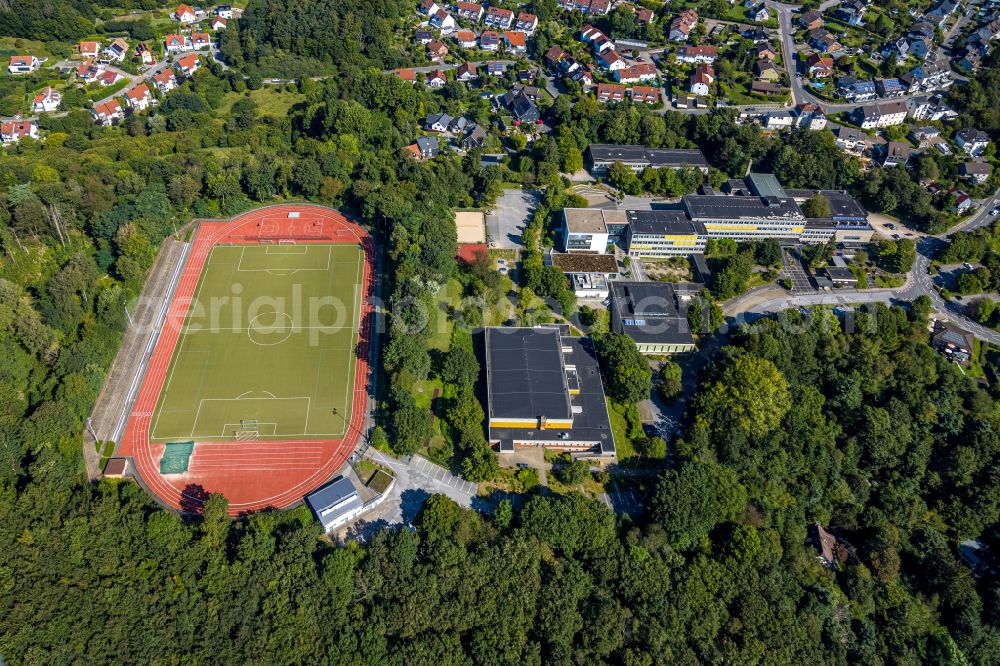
[5,300,1000,663]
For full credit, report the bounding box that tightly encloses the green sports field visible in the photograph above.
[150,243,363,443]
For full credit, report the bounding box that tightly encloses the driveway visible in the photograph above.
[486,188,540,250]
[341,449,478,541]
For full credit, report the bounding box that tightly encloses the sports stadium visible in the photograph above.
[117,205,374,514]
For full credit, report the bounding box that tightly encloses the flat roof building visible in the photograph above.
[609,281,697,354]
[625,209,706,257]
[586,144,709,175]
[306,476,364,532]
[486,326,615,456]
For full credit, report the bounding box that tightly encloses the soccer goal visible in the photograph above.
[278,239,297,245]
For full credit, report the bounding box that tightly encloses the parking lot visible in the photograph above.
[486,189,540,249]
[781,247,814,292]
[409,455,479,495]
[599,489,644,517]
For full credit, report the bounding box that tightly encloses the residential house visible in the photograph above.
[503,89,540,124]
[174,53,200,76]
[838,77,878,101]
[908,36,933,61]
[544,45,566,68]
[959,161,991,184]
[852,100,907,128]
[596,49,626,71]
[587,0,610,14]
[425,112,453,132]
[950,189,974,215]
[415,30,435,45]
[91,99,124,125]
[834,125,871,155]
[793,103,827,130]
[425,69,448,88]
[454,31,476,48]
[755,43,777,60]
[798,9,824,30]
[754,59,782,81]
[570,65,595,87]
[810,524,840,569]
[191,33,211,49]
[743,25,769,42]
[164,34,190,52]
[764,110,795,130]
[456,61,478,82]
[515,11,538,34]
[632,5,655,24]
[955,128,990,156]
[407,136,440,159]
[134,43,154,65]
[103,38,129,62]
[98,70,120,86]
[7,55,39,75]
[910,94,958,121]
[509,83,540,101]
[173,3,197,22]
[806,54,834,78]
[676,45,718,63]
[211,17,228,30]
[461,124,487,149]
[215,5,234,19]
[32,87,61,113]
[503,31,527,53]
[615,63,657,84]
[689,63,714,96]
[925,0,958,26]
[932,321,975,364]
[875,77,906,97]
[749,4,769,22]
[427,38,449,59]
[484,6,514,29]
[630,86,659,104]
[419,0,441,16]
[880,141,912,167]
[430,9,458,33]
[809,28,841,53]
[580,25,615,52]
[75,59,104,84]
[903,62,953,92]
[669,9,698,41]
[153,69,178,92]
[1,121,38,144]
[79,41,101,59]
[479,31,500,51]
[909,126,942,147]
[837,0,867,25]
[596,83,626,103]
[486,61,506,76]
[455,1,484,22]
[126,83,153,111]
[956,47,983,74]
[751,80,784,95]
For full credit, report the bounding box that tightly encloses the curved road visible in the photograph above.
[725,197,1000,344]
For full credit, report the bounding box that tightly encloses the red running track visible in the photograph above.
[117,205,374,515]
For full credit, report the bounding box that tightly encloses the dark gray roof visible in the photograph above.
[587,144,708,168]
[306,477,361,529]
[626,209,702,235]
[487,331,616,455]
[610,281,696,346]
[682,194,803,221]
[486,327,571,421]
[782,190,869,221]
[746,172,786,198]
[824,266,857,281]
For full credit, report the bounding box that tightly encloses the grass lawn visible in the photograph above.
[0,37,56,59]
[428,278,464,352]
[607,399,638,460]
[216,87,306,119]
